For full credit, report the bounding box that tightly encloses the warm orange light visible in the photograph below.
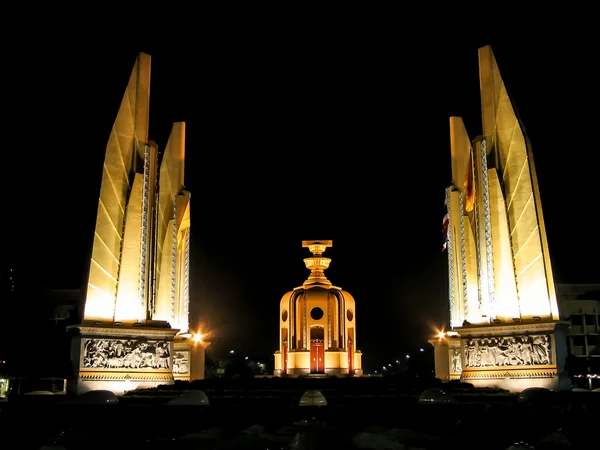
[193,333,203,344]
[433,324,446,339]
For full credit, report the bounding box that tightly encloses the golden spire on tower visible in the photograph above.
[302,240,333,286]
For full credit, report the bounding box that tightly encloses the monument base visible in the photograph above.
[275,348,363,377]
[455,320,570,393]
[173,335,192,382]
[428,333,462,382]
[324,368,349,377]
[287,368,311,377]
[173,335,210,382]
[68,323,179,396]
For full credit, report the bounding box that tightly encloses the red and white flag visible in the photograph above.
[441,213,449,251]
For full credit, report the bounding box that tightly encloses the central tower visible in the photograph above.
[274,240,363,377]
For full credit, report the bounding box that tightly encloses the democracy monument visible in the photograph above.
[274,240,363,377]
[430,45,569,392]
[67,53,205,395]
[62,44,568,397]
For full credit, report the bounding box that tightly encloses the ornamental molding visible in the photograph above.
[461,369,557,380]
[79,372,174,382]
[448,338,461,349]
[139,145,152,311]
[173,342,192,351]
[458,190,468,319]
[80,368,172,374]
[72,326,179,339]
[455,322,560,336]
[170,195,179,323]
[480,138,495,315]
[445,187,455,319]
[183,228,191,330]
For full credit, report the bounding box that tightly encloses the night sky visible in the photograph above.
[5,32,598,372]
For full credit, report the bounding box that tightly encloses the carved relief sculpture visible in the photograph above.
[83,339,171,370]
[173,351,190,375]
[463,334,551,368]
[451,348,462,373]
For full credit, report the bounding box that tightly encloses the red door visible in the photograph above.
[310,341,324,373]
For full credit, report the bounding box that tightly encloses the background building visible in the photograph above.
[556,283,600,389]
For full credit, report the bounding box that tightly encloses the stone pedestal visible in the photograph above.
[173,335,192,382]
[428,333,461,382]
[172,335,210,382]
[190,340,210,381]
[286,350,311,377]
[68,323,178,396]
[455,321,570,392]
[273,351,283,376]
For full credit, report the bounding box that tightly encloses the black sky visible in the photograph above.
[5,30,598,371]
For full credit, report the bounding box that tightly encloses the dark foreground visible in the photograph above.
[2,377,599,449]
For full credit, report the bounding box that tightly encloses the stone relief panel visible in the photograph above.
[463,334,551,368]
[450,348,462,373]
[173,351,190,375]
[83,338,171,370]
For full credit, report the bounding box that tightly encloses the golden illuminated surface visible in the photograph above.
[447,191,465,326]
[171,191,191,332]
[447,46,559,325]
[302,240,333,287]
[440,45,567,392]
[82,53,192,331]
[84,53,151,321]
[154,122,189,330]
[479,45,558,320]
[71,52,195,395]
[113,174,145,322]
[450,117,472,195]
[488,170,520,319]
[463,215,479,323]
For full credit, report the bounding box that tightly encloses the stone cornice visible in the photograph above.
[293,284,343,291]
[69,325,179,339]
[455,321,566,337]
[461,368,557,380]
[448,339,461,349]
[79,371,174,381]
[173,341,193,351]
